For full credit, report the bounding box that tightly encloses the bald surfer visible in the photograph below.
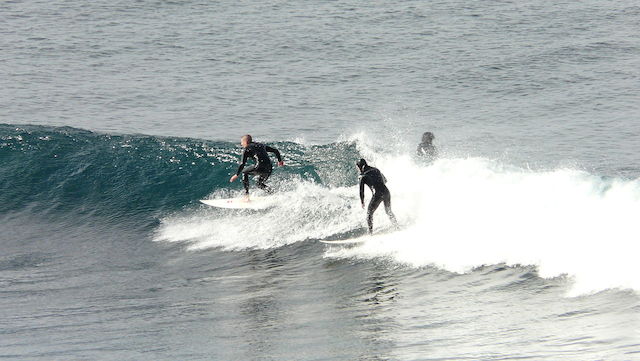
[230,134,284,198]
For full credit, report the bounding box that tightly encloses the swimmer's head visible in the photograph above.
[421,132,434,143]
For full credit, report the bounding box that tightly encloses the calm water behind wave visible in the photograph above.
[2,0,639,175]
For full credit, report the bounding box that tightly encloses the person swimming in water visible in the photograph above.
[229,134,284,198]
[417,131,437,161]
[356,159,398,234]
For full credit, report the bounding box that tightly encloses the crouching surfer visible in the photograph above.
[230,134,284,200]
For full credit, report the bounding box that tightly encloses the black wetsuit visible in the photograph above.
[236,142,282,194]
[359,165,398,233]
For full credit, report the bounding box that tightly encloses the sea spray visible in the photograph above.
[159,134,640,295]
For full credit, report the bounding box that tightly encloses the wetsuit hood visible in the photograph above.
[421,132,434,144]
[356,158,369,172]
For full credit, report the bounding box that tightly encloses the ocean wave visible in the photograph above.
[3,124,639,295]
[156,133,640,296]
[0,124,358,222]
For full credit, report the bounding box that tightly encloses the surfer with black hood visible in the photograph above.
[356,159,398,234]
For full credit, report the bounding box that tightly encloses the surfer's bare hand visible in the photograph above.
[277,161,284,167]
[230,175,238,182]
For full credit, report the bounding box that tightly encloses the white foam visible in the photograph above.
[155,181,365,250]
[333,137,640,296]
[156,134,640,296]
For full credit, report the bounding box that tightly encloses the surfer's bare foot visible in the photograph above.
[241,195,250,202]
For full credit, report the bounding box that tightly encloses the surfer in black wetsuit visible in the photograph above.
[230,134,284,198]
[356,159,398,234]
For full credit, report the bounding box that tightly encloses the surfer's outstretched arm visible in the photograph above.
[265,145,284,166]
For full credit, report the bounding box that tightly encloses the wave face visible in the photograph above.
[1,124,228,222]
[3,125,639,296]
[0,124,357,224]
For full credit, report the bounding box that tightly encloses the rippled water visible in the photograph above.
[1,1,639,360]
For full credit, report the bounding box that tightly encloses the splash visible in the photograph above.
[329,144,640,296]
[155,181,364,250]
[155,133,640,296]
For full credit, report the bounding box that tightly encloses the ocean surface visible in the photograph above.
[1,1,640,360]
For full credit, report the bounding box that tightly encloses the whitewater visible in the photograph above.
[156,134,640,297]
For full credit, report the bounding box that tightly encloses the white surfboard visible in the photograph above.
[200,196,274,210]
